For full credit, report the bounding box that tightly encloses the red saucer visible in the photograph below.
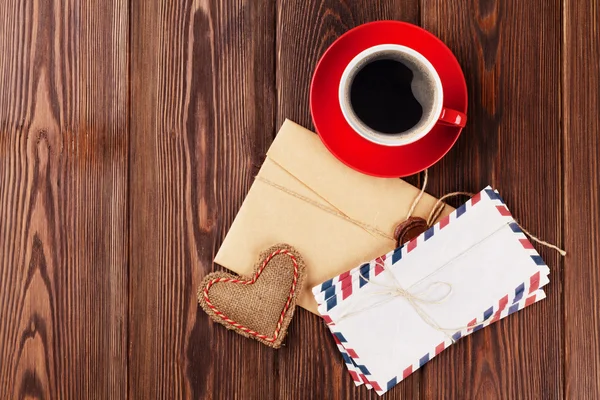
[310,21,468,178]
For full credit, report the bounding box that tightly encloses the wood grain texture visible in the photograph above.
[128,0,276,398]
[0,0,129,398]
[563,0,600,397]
[1,0,599,398]
[420,0,564,399]
[275,2,421,399]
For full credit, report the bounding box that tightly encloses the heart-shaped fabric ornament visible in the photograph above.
[198,244,306,348]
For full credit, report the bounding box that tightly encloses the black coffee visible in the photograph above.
[349,59,423,134]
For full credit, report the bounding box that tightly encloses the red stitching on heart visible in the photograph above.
[203,249,299,342]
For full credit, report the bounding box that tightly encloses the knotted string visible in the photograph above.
[333,278,453,323]
[330,268,506,343]
[333,270,458,342]
[331,225,516,342]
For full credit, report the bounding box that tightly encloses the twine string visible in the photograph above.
[329,217,521,334]
[256,156,395,241]
[514,221,567,256]
[334,273,455,342]
[256,162,566,255]
[406,169,428,219]
[426,191,474,226]
[407,170,566,256]
[257,162,566,337]
[334,279,453,323]
[256,175,395,241]
[332,266,501,342]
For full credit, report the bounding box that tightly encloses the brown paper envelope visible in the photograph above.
[215,119,452,314]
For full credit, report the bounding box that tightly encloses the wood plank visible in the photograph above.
[420,1,564,398]
[563,0,600,397]
[275,2,420,398]
[128,0,276,398]
[0,0,129,398]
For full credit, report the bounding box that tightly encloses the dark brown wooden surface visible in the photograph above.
[563,0,600,397]
[1,0,598,399]
[0,0,129,398]
[128,1,276,399]
[420,1,564,399]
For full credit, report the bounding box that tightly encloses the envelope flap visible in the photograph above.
[265,120,442,235]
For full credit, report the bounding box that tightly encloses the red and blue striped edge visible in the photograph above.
[321,314,374,389]
[314,186,552,394]
[313,186,549,313]
[323,287,546,395]
[332,329,373,389]
[331,333,372,388]
[325,310,372,388]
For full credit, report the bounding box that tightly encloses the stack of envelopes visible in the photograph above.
[312,186,550,396]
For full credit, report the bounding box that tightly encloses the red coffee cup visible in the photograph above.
[338,44,467,147]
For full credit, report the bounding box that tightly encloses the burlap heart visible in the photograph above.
[198,244,306,348]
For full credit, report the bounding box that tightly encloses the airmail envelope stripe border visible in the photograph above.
[320,284,545,395]
[316,189,486,312]
[316,256,389,311]
[315,187,552,394]
[312,187,495,297]
[331,330,374,388]
[312,187,484,300]
[317,186,550,313]
[334,339,364,386]
[319,270,550,391]
[312,256,387,297]
[328,318,372,389]
[318,187,487,312]
[367,290,544,395]
[331,325,371,388]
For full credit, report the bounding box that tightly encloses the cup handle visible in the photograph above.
[438,107,467,128]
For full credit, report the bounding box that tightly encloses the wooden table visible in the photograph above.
[1,1,598,399]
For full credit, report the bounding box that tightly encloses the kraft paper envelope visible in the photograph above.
[215,119,452,314]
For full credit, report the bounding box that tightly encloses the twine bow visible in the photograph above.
[333,271,457,338]
[332,262,503,343]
